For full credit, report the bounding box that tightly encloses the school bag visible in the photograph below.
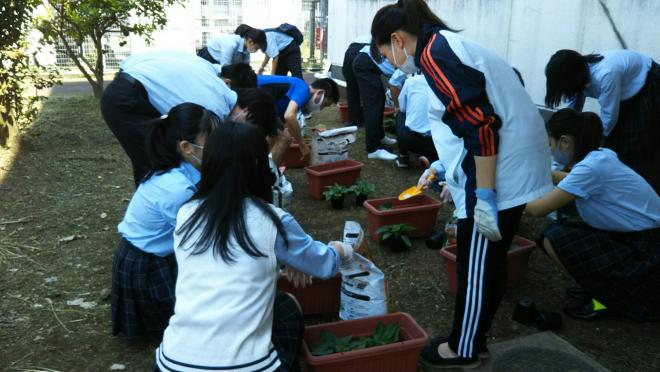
[267,23,304,45]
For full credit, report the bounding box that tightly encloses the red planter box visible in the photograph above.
[305,160,364,200]
[363,195,442,242]
[302,312,429,372]
[338,102,349,123]
[440,235,536,294]
[277,275,341,316]
[280,143,310,168]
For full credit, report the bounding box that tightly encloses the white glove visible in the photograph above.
[282,268,313,288]
[417,168,436,189]
[438,181,453,204]
[330,241,354,262]
[474,198,502,241]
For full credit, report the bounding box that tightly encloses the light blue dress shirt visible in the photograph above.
[358,44,407,88]
[119,161,200,257]
[557,148,660,232]
[206,34,250,66]
[274,213,339,279]
[120,50,237,119]
[264,31,294,58]
[568,50,652,136]
[399,75,432,136]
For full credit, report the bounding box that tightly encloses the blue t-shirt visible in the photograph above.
[257,75,310,119]
[118,161,200,256]
[120,50,237,119]
[558,148,660,232]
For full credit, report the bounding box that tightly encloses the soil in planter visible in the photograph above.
[330,196,345,209]
[310,321,400,356]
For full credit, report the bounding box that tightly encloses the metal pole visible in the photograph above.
[308,0,317,64]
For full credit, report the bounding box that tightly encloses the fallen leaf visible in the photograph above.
[100,212,107,219]
[66,298,97,309]
[45,276,58,283]
[58,235,76,243]
[109,364,126,370]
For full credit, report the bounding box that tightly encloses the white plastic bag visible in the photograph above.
[339,253,387,320]
[311,126,358,165]
[269,157,293,209]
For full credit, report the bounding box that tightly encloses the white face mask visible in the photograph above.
[391,41,418,74]
[231,107,249,123]
[306,91,325,114]
[190,143,204,166]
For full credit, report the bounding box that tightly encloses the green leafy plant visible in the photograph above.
[349,180,375,197]
[377,202,393,211]
[310,322,400,356]
[376,223,415,248]
[323,183,349,201]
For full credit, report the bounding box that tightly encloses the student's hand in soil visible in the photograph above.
[283,268,313,288]
[299,143,311,160]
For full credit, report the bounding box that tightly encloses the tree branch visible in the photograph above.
[597,0,628,49]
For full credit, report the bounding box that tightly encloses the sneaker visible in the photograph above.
[395,155,410,168]
[564,298,612,320]
[418,155,430,169]
[420,343,481,369]
[429,336,490,359]
[381,136,397,146]
[368,149,397,161]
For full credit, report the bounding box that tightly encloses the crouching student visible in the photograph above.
[197,24,266,66]
[155,121,355,371]
[395,74,439,168]
[112,103,217,342]
[525,109,660,322]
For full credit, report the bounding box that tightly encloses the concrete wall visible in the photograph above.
[328,0,660,107]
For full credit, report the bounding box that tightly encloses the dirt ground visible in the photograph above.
[1,94,659,371]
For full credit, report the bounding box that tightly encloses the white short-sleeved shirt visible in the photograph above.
[120,50,237,119]
[264,31,294,58]
[399,75,432,136]
[558,148,660,232]
[206,34,250,66]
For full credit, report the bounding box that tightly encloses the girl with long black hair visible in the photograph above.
[371,0,552,367]
[545,49,660,192]
[526,109,660,322]
[111,103,217,342]
[197,24,266,66]
[155,121,356,372]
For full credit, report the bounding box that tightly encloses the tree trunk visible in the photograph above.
[91,82,104,99]
[93,32,105,99]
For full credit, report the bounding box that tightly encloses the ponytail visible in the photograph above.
[546,108,603,163]
[545,49,603,108]
[371,0,452,46]
[144,103,218,181]
[234,24,266,47]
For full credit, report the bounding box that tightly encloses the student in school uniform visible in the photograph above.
[154,121,358,372]
[101,50,250,186]
[219,63,258,91]
[111,103,217,342]
[345,35,406,161]
[545,49,660,192]
[197,24,266,66]
[526,109,660,322]
[257,74,339,158]
[394,74,439,168]
[259,26,303,78]
[371,0,553,367]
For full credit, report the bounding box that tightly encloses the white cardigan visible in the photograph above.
[156,200,284,372]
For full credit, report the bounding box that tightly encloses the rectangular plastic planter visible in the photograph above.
[363,195,442,242]
[281,143,310,168]
[277,275,341,316]
[302,312,429,372]
[305,160,364,200]
[440,235,536,294]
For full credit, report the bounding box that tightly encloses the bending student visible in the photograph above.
[371,0,552,367]
[259,25,303,78]
[526,109,660,322]
[197,24,266,66]
[545,49,660,192]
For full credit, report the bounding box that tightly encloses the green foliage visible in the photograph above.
[377,202,393,211]
[0,0,60,144]
[349,180,375,197]
[323,183,349,201]
[35,0,183,98]
[383,117,396,129]
[310,322,400,356]
[376,224,415,247]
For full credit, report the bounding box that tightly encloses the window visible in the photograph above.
[214,19,229,27]
[201,0,208,5]
[202,32,211,45]
[201,16,209,27]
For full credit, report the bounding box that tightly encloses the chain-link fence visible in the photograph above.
[55,32,131,74]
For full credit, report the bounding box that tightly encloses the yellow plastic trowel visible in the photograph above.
[398,174,436,200]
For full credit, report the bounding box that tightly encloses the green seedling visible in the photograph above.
[310,322,400,356]
[376,223,415,248]
[323,183,349,201]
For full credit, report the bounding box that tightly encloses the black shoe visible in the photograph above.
[420,343,481,369]
[395,155,410,168]
[566,287,591,302]
[429,336,490,359]
[564,300,610,320]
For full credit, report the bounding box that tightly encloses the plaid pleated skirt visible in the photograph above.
[544,222,660,322]
[112,238,177,341]
[605,61,660,193]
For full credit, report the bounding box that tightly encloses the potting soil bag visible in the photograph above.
[311,126,358,165]
[269,157,293,209]
[339,253,387,320]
